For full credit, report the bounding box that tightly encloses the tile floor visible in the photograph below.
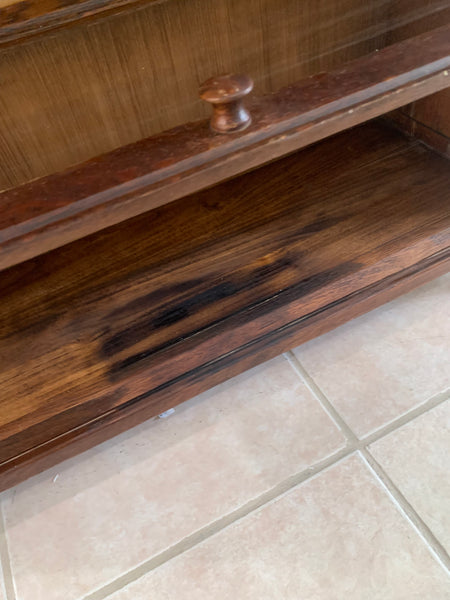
[0,274,449,600]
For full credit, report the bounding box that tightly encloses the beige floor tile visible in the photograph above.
[293,274,450,437]
[0,562,6,600]
[369,400,450,553]
[109,454,450,600]
[1,355,345,600]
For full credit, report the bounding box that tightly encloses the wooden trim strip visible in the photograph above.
[0,0,158,46]
[0,24,449,271]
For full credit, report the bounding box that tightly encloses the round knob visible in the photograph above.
[199,73,254,134]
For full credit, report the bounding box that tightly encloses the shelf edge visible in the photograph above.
[1,24,450,271]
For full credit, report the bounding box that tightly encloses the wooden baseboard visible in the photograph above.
[0,119,449,490]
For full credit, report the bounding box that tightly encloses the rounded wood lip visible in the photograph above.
[199,73,254,104]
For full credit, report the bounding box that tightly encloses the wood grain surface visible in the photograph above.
[411,89,450,139]
[0,120,449,490]
[0,0,153,43]
[389,89,450,156]
[1,0,448,47]
[385,0,450,151]
[1,23,449,271]
[0,0,447,189]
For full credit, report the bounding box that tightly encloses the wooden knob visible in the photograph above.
[200,73,254,134]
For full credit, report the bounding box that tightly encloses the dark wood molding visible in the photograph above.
[0,0,448,49]
[0,0,160,46]
[1,24,449,271]
[0,120,449,491]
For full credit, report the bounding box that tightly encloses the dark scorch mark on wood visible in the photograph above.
[102,256,294,358]
[107,261,360,376]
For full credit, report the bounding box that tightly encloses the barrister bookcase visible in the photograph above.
[0,0,449,490]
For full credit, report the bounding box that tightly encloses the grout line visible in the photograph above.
[87,356,449,600]
[286,351,450,447]
[85,350,449,598]
[82,446,355,600]
[360,449,450,573]
[361,388,450,446]
[285,351,358,443]
[287,351,450,575]
[2,347,442,599]
[0,499,16,600]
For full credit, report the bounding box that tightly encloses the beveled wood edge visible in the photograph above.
[0,0,162,46]
[0,24,449,272]
[0,249,448,492]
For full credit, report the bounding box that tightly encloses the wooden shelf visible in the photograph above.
[0,24,449,271]
[0,119,449,490]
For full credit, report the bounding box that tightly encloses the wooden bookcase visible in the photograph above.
[0,0,449,490]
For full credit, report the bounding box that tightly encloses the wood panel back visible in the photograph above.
[386,1,450,151]
[0,0,439,190]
